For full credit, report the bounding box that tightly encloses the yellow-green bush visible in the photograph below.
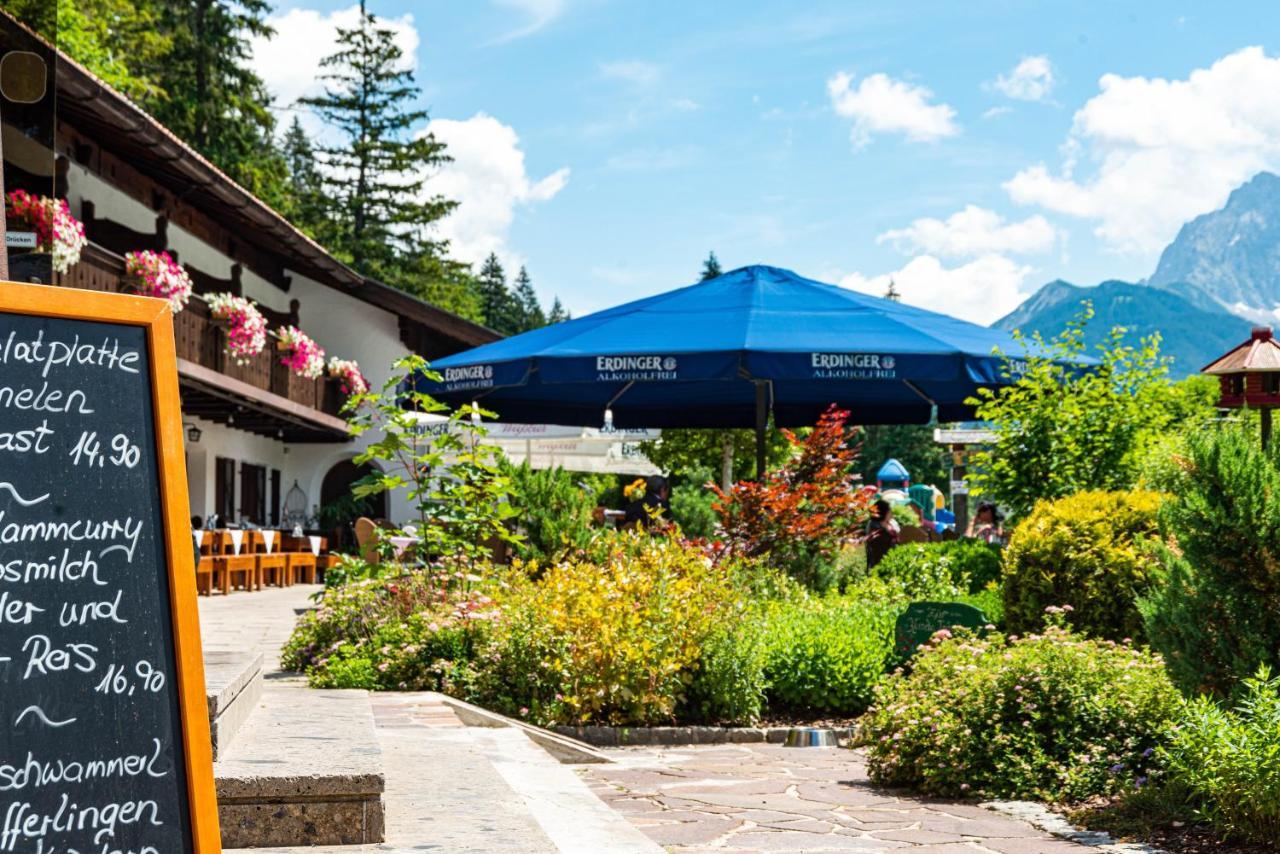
[1003,490,1162,642]
[472,531,773,726]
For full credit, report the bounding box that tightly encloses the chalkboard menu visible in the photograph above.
[0,285,219,853]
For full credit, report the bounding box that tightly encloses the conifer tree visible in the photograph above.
[280,117,328,237]
[475,253,521,334]
[300,0,454,277]
[147,0,289,206]
[547,296,569,324]
[512,266,546,331]
[700,250,723,281]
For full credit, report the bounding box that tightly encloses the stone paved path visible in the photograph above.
[198,582,321,675]
[584,744,1099,853]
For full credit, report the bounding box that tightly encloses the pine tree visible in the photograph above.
[147,0,289,206]
[280,117,328,237]
[700,251,723,281]
[300,0,455,277]
[512,266,546,332]
[547,297,569,324]
[475,253,521,334]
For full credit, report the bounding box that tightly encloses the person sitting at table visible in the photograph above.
[624,475,671,529]
[966,500,1007,545]
[865,499,899,568]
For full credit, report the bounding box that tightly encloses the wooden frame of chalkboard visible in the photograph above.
[0,282,221,852]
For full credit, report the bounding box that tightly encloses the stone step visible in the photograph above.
[216,684,386,850]
[204,650,264,760]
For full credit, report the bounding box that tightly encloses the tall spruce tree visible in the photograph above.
[700,250,723,281]
[512,266,546,332]
[547,296,569,324]
[280,117,328,237]
[147,0,289,206]
[300,1,454,278]
[475,253,520,334]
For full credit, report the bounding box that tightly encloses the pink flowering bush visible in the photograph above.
[281,567,497,693]
[861,611,1179,802]
[206,292,267,364]
[276,325,325,378]
[6,190,87,274]
[327,356,368,395]
[124,249,192,312]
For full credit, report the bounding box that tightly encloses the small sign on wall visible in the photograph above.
[950,479,969,495]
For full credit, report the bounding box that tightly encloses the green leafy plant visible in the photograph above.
[761,584,900,715]
[1161,667,1280,844]
[1139,424,1280,696]
[505,462,597,562]
[668,467,719,538]
[862,615,1180,802]
[873,540,1002,598]
[345,354,520,570]
[968,305,1175,518]
[1003,490,1161,642]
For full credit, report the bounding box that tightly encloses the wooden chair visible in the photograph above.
[354,517,381,564]
[317,553,343,585]
[286,551,318,584]
[193,529,217,595]
[251,530,290,588]
[214,530,259,594]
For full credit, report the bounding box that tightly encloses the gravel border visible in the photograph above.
[983,800,1164,853]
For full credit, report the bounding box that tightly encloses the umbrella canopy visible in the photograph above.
[416,265,1038,472]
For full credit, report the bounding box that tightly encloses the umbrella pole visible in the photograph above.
[754,381,768,479]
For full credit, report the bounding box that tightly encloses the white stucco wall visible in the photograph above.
[65,162,419,525]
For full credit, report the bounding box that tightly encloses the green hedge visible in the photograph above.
[873,539,1002,597]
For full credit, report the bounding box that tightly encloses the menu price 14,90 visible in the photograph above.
[0,283,220,854]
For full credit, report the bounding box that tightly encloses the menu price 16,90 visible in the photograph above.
[0,283,220,854]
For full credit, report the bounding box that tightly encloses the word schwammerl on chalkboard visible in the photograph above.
[0,283,220,854]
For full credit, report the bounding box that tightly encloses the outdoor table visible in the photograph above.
[388,535,419,558]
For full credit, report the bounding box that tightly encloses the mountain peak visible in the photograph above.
[1148,171,1280,313]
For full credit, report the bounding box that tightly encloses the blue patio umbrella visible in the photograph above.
[415,265,1040,475]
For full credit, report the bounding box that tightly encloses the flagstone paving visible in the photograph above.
[583,744,1100,853]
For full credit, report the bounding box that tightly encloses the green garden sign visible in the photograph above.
[894,601,988,662]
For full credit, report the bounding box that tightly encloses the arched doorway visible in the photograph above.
[319,459,388,550]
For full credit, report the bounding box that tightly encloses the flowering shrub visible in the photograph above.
[711,406,872,589]
[6,190,87,274]
[471,532,773,726]
[276,325,326,378]
[206,292,267,364]
[327,356,368,395]
[281,568,497,692]
[1161,667,1280,844]
[1003,490,1162,642]
[123,249,192,312]
[862,613,1179,802]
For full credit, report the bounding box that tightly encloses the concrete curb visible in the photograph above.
[550,724,855,747]
[983,800,1165,853]
[439,696,613,764]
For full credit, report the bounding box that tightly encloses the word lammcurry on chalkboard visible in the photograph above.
[0,283,220,853]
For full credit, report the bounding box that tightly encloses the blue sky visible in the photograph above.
[251,1,1280,323]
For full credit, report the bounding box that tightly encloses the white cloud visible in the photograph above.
[827,71,958,149]
[420,113,569,266]
[491,0,566,43]
[599,60,661,86]
[839,254,1034,325]
[993,55,1055,101]
[878,205,1058,258]
[1005,46,1280,253]
[250,6,418,110]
